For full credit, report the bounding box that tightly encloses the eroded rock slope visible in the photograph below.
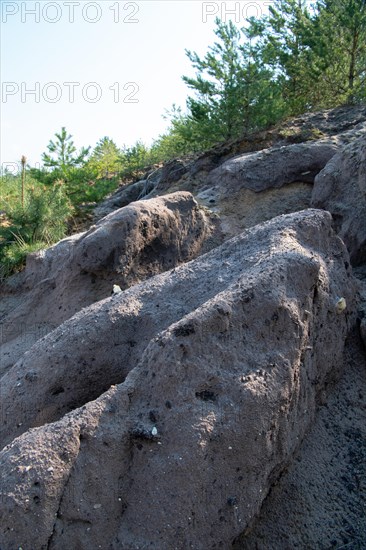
[0,192,214,375]
[0,209,357,549]
[94,104,366,238]
[1,105,365,550]
[312,134,366,266]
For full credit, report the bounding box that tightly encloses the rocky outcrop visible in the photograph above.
[207,142,337,194]
[93,106,366,242]
[0,192,214,375]
[198,181,314,238]
[355,265,366,350]
[311,135,366,266]
[191,142,337,238]
[183,104,366,179]
[156,158,188,186]
[93,178,156,218]
[0,209,357,549]
[94,161,189,219]
[233,329,366,549]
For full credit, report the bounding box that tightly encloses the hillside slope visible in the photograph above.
[0,104,365,549]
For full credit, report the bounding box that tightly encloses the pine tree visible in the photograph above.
[182,18,245,143]
[88,137,121,177]
[175,18,285,149]
[313,0,366,104]
[119,141,151,179]
[42,127,90,180]
[251,0,315,113]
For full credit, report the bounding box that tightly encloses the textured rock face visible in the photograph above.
[93,178,156,219]
[198,181,313,238]
[356,266,366,350]
[94,161,188,219]
[207,142,338,194]
[92,107,366,243]
[157,159,188,184]
[233,329,366,550]
[0,209,356,550]
[25,191,209,291]
[0,192,213,374]
[192,141,338,238]
[311,135,366,266]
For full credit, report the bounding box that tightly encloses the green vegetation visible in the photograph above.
[161,0,365,148]
[1,0,365,279]
[41,126,91,180]
[0,180,72,279]
[251,0,366,112]
[88,137,120,178]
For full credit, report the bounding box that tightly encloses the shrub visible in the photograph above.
[65,167,120,206]
[0,182,73,279]
[0,237,46,280]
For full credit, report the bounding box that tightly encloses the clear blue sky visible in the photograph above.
[0,1,272,171]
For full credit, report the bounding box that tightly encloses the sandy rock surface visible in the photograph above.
[312,134,366,266]
[1,105,366,550]
[0,192,214,375]
[0,209,357,549]
[234,329,366,550]
[208,142,338,193]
